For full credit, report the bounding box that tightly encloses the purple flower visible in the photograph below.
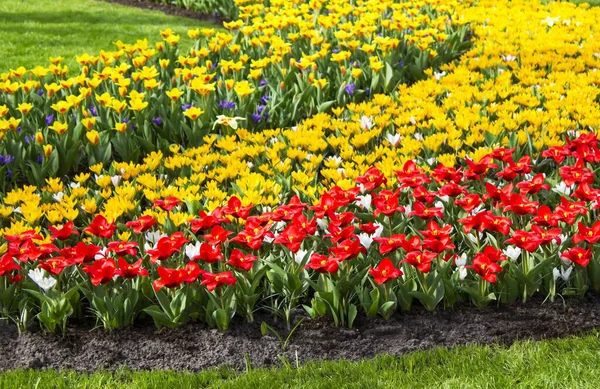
[0,155,14,165]
[251,113,262,123]
[37,89,44,96]
[219,100,236,110]
[45,114,55,125]
[6,170,12,180]
[24,135,35,144]
[181,104,193,112]
[345,84,356,96]
[365,88,371,97]
[152,117,163,126]
[257,105,266,114]
[90,106,98,116]
[398,61,404,68]
[332,48,341,54]
[37,155,43,164]
[260,95,270,105]
[16,127,21,134]
[259,79,268,87]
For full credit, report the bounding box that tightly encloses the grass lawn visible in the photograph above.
[1,332,599,388]
[0,0,217,73]
[571,0,600,5]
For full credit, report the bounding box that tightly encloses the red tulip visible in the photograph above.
[48,221,79,241]
[369,258,402,284]
[125,215,156,234]
[115,257,149,278]
[153,196,180,212]
[467,254,502,283]
[356,166,387,191]
[108,241,139,256]
[200,271,236,292]
[402,250,437,273]
[226,249,257,271]
[305,253,339,273]
[84,215,116,239]
[83,258,117,286]
[561,247,591,267]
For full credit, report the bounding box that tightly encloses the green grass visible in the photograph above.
[568,0,600,6]
[2,332,600,388]
[0,0,217,73]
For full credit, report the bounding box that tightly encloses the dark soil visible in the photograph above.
[1,293,600,372]
[98,0,227,24]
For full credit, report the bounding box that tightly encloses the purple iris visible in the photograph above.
[0,155,15,165]
[45,114,54,125]
[259,79,268,87]
[260,95,270,105]
[6,170,12,180]
[90,106,98,116]
[37,155,43,164]
[37,89,44,96]
[398,61,404,68]
[257,105,266,114]
[345,84,356,96]
[251,113,262,123]
[219,100,236,110]
[152,117,163,126]
[181,104,193,112]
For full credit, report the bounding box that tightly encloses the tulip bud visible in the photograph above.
[35,132,44,144]
[43,144,53,157]
[115,123,127,133]
[86,130,100,145]
[206,60,213,70]
[340,66,346,75]
[159,59,170,69]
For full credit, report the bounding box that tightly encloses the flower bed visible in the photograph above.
[0,0,469,187]
[1,0,600,335]
[1,132,599,333]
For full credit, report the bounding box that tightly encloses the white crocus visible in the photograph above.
[455,253,468,280]
[503,246,522,262]
[294,249,312,265]
[386,133,401,146]
[553,266,573,282]
[52,192,64,202]
[552,182,574,196]
[111,175,121,187]
[360,115,374,130]
[358,233,374,250]
[28,269,56,292]
[355,194,372,211]
[185,242,202,261]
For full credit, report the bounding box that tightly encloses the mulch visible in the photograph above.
[1,293,600,371]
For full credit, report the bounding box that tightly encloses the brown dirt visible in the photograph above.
[1,293,600,372]
[97,0,227,24]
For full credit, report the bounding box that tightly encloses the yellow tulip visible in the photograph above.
[86,130,100,145]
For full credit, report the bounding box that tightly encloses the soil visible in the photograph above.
[1,293,600,372]
[98,0,227,24]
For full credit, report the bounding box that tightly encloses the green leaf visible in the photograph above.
[347,304,358,329]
